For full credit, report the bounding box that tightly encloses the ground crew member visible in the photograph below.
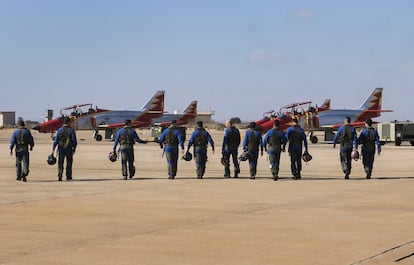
[187,121,215,179]
[159,120,185,179]
[242,122,263,179]
[9,119,34,182]
[52,117,77,181]
[285,118,308,180]
[263,120,286,181]
[222,119,241,178]
[356,118,381,179]
[333,116,358,179]
[113,119,148,180]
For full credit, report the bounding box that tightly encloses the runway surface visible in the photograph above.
[1,129,413,265]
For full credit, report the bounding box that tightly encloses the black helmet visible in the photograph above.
[182,151,192,161]
[108,151,117,162]
[238,151,249,162]
[302,151,312,162]
[47,154,57,165]
[220,156,229,166]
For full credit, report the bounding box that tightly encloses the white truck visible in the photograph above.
[376,121,414,146]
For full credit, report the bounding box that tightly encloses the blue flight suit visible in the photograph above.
[52,124,77,181]
[222,126,241,178]
[333,125,358,178]
[285,125,308,179]
[188,128,215,178]
[242,129,263,179]
[113,126,147,179]
[159,125,185,179]
[263,127,286,180]
[357,127,381,179]
[10,127,35,181]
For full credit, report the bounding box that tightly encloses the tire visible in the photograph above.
[311,135,318,144]
[395,138,401,146]
[95,134,103,142]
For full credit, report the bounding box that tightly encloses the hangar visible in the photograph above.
[0,111,16,128]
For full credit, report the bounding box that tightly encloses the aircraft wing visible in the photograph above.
[97,119,152,129]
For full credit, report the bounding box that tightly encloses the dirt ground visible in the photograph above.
[1,128,413,265]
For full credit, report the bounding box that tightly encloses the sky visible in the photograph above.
[1,0,413,123]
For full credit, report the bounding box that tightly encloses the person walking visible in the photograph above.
[242,122,263,179]
[159,120,185,179]
[356,118,381,179]
[10,119,35,182]
[222,119,241,178]
[52,117,77,181]
[187,121,215,179]
[285,118,308,180]
[333,116,358,179]
[263,120,286,181]
[113,119,148,180]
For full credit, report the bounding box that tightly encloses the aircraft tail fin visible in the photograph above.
[177,101,197,124]
[183,101,197,116]
[140,90,165,116]
[359,87,383,111]
[355,87,388,121]
[320,99,331,110]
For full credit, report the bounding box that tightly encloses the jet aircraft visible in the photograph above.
[255,87,391,143]
[152,100,197,127]
[34,91,165,141]
[92,90,165,140]
[33,103,110,138]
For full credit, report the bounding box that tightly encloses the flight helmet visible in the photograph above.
[182,151,193,161]
[108,151,117,162]
[302,151,313,162]
[238,151,250,162]
[220,156,229,166]
[47,154,57,165]
[351,149,360,161]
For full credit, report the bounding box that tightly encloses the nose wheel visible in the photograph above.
[93,131,103,141]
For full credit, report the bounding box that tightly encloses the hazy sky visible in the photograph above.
[1,0,413,123]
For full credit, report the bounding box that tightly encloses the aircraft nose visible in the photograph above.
[32,125,40,131]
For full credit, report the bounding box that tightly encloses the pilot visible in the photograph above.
[52,117,77,181]
[242,122,263,179]
[356,118,381,179]
[159,120,185,179]
[187,121,215,179]
[333,116,358,179]
[284,118,308,180]
[222,119,241,178]
[113,119,148,180]
[263,120,286,181]
[10,119,35,182]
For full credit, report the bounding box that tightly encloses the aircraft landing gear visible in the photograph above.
[308,132,318,144]
[93,131,103,141]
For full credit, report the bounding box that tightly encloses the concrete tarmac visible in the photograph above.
[1,129,414,265]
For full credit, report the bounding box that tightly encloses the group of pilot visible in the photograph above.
[9,116,381,182]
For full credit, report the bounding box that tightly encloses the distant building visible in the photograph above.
[0,111,16,128]
[196,110,215,124]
